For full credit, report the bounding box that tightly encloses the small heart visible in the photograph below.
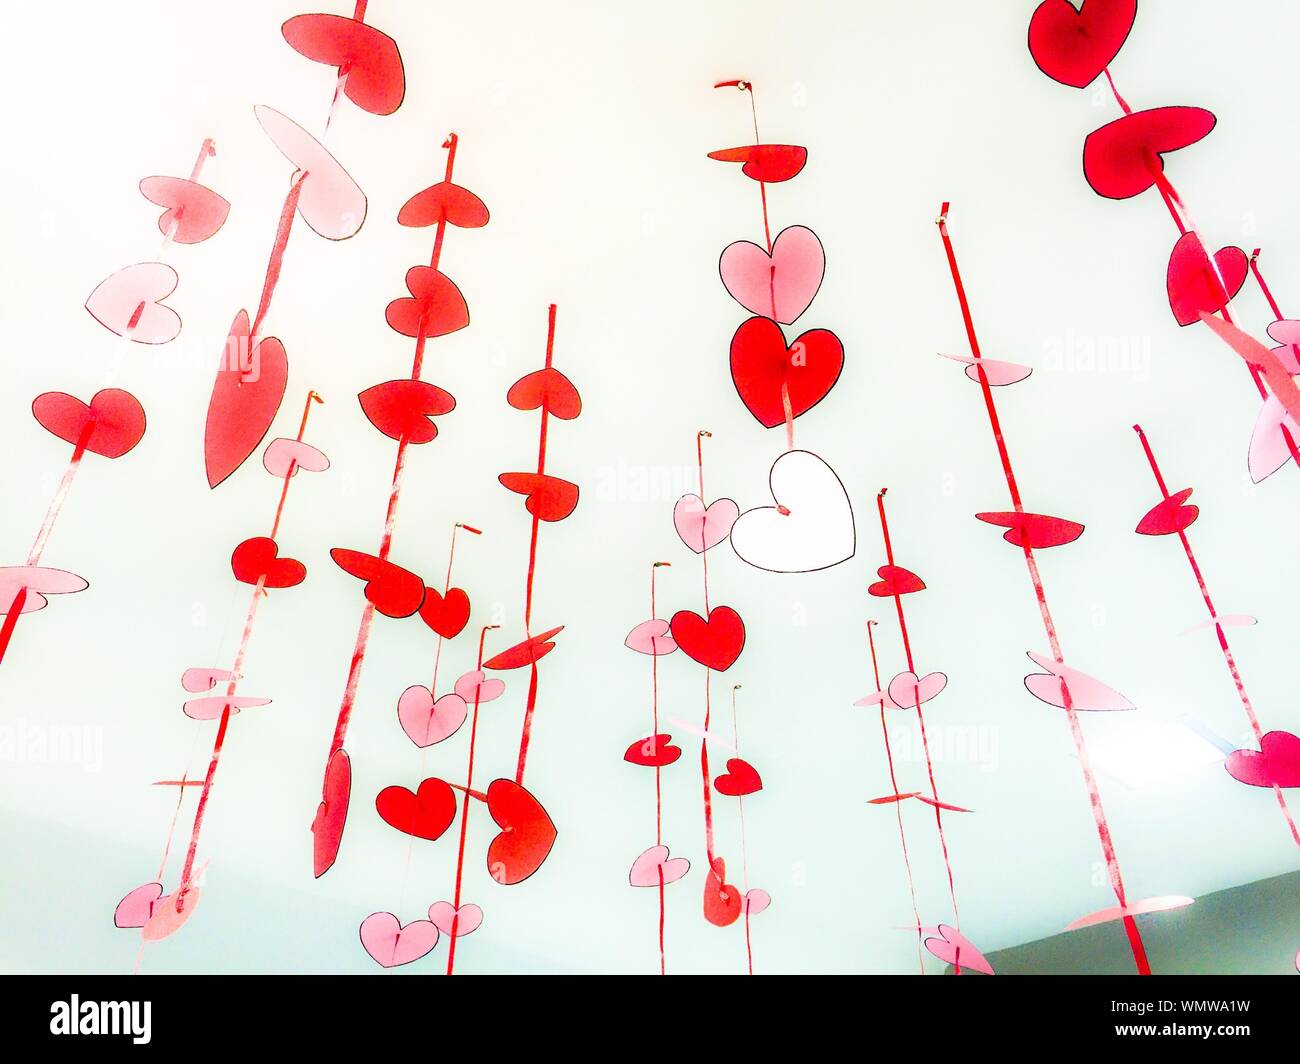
[1023,651,1135,712]
[1136,488,1199,536]
[868,564,926,598]
[743,888,772,916]
[483,626,564,670]
[427,901,484,938]
[139,175,230,244]
[629,845,690,887]
[385,266,469,338]
[1166,232,1248,327]
[498,472,580,522]
[669,606,746,672]
[976,511,1084,549]
[673,494,739,554]
[114,882,163,928]
[204,309,289,489]
[1248,395,1300,484]
[375,777,457,841]
[32,389,146,459]
[887,670,948,710]
[1083,106,1217,200]
[922,924,995,976]
[398,180,489,228]
[182,695,271,721]
[624,619,677,656]
[85,262,181,344]
[418,586,470,640]
[180,667,235,693]
[719,224,825,325]
[312,748,350,878]
[282,13,405,116]
[1028,0,1137,89]
[142,887,200,942]
[256,105,366,239]
[263,437,330,478]
[623,733,682,767]
[486,779,557,885]
[358,379,456,444]
[714,757,763,797]
[231,536,306,588]
[330,549,425,617]
[708,144,808,183]
[397,686,467,747]
[703,864,742,927]
[507,367,582,420]
[454,670,505,703]
[730,317,844,428]
[1225,730,1300,789]
[939,352,1033,386]
[358,912,439,968]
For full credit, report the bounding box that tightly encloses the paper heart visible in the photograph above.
[359,380,456,444]
[868,564,925,598]
[486,779,557,885]
[31,389,145,459]
[507,367,583,420]
[180,667,235,693]
[427,901,483,938]
[263,437,330,479]
[139,175,230,244]
[703,864,742,927]
[1136,488,1199,536]
[629,845,690,887]
[887,670,948,710]
[0,567,86,613]
[231,536,306,588]
[398,181,489,228]
[708,144,807,183]
[669,606,745,671]
[623,733,682,767]
[1083,106,1217,200]
[1166,232,1247,327]
[397,686,467,747]
[84,262,180,344]
[483,627,564,670]
[1225,731,1300,789]
[743,888,771,916]
[1247,395,1300,483]
[1066,894,1194,932]
[312,748,350,878]
[330,549,425,617]
[1201,315,1300,428]
[1023,651,1135,712]
[114,882,163,928]
[1027,0,1137,88]
[182,695,271,721]
[358,912,439,969]
[730,317,844,428]
[1265,319,1300,374]
[915,794,972,814]
[714,757,762,797]
[729,449,855,573]
[939,352,1033,386]
[418,586,470,640]
[255,105,366,239]
[1181,614,1256,636]
[719,224,825,324]
[922,924,995,976]
[976,510,1084,549]
[142,887,201,942]
[375,777,457,841]
[281,13,405,116]
[385,266,470,338]
[624,619,678,656]
[204,309,288,489]
[453,670,505,703]
[498,472,580,522]
[673,494,739,554]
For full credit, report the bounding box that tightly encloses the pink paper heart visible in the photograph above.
[255,105,366,240]
[358,912,439,968]
[628,845,690,887]
[743,888,771,915]
[719,225,825,324]
[887,670,947,709]
[1266,319,1300,374]
[1225,730,1300,789]
[427,901,483,938]
[0,566,87,614]
[114,882,163,928]
[142,887,200,942]
[1023,651,1135,712]
[263,437,330,478]
[454,670,504,704]
[84,261,181,344]
[1248,394,1300,484]
[182,695,271,720]
[181,667,236,693]
[624,619,678,656]
[1066,895,1194,932]
[922,924,994,975]
[673,494,739,554]
[938,352,1033,386]
[397,686,468,747]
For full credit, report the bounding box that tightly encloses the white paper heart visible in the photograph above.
[729,450,855,572]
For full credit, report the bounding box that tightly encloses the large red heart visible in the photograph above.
[1136,488,1199,536]
[231,536,306,588]
[708,144,808,183]
[714,757,763,797]
[32,389,145,459]
[419,587,470,639]
[486,779,557,885]
[205,309,289,489]
[281,13,405,116]
[312,748,350,878]
[976,511,1084,549]
[703,861,742,927]
[330,549,425,617]
[385,266,469,339]
[499,472,580,522]
[398,181,489,228]
[868,564,925,598]
[1083,107,1217,200]
[669,606,745,671]
[375,777,457,840]
[507,367,582,420]
[730,317,844,428]
[1166,232,1248,327]
[483,626,564,671]
[358,380,456,444]
[139,175,230,245]
[1225,731,1300,789]
[1027,0,1137,89]
[624,733,682,767]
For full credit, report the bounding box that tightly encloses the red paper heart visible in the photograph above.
[486,779,557,885]
[483,626,564,670]
[375,777,457,840]
[499,472,580,522]
[730,317,844,428]
[312,748,350,878]
[418,586,470,639]
[703,863,742,927]
[205,309,289,488]
[330,549,425,617]
[976,511,1084,549]
[868,564,926,598]
[31,389,145,459]
[281,13,405,116]
[708,144,808,183]
[507,367,583,420]
[624,733,682,768]
[1225,731,1300,789]
[714,757,763,797]
[139,176,230,245]
[1136,488,1199,536]
[669,606,745,671]
[397,181,489,228]
[1166,232,1247,327]
[230,536,306,589]
[1027,0,1137,89]
[1083,107,1217,200]
[385,266,469,339]
[358,379,456,444]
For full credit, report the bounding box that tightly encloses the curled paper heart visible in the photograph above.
[330,549,425,617]
[486,779,557,885]
[623,733,682,767]
[84,262,181,344]
[33,389,146,459]
[483,627,563,670]
[204,309,288,489]
[629,845,690,887]
[976,510,1084,549]
[399,181,489,228]
[1023,651,1135,712]
[256,105,366,239]
[397,687,467,747]
[359,912,438,968]
[282,13,405,116]
[428,901,483,938]
[139,176,230,245]
[624,619,678,656]
[673,494,739,554]
[1027,0,1137,88]
[922,924,994,976]
[719,224,825,325]
[938,352,1032,386]
[708,144,807,183]
[263,437,329,478]
[703,863,742,927]
[670,606,745,671]
[142,886,201,942]
[454,670,505,704]
[1083,106,1217,200]
[312,748,350,878]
